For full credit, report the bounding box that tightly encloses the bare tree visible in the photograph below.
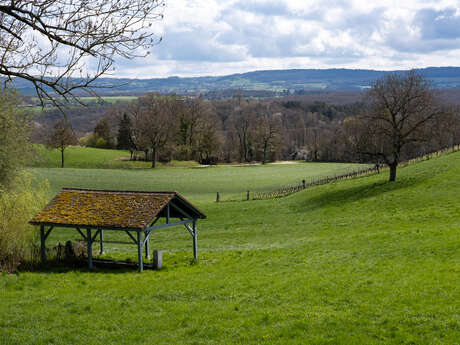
[176,98,211,160]
[46,118,77,168]
[254,106,281,164]
[195,120,221,165]
[0,0,164,107]
[356,71,443,182]
[131,93,178,168]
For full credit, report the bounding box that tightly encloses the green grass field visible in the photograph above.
[77,96,138,104]
[31,146,368,201]
[2,151,459,344]
[32,145,200,169]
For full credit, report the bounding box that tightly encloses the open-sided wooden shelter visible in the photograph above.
[30,188,206,272]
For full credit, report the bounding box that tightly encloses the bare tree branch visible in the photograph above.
[0,0,164,107]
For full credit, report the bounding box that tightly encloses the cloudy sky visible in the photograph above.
[114,0,460,78]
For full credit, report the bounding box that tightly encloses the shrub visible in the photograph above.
[0,89,33,188]
[0,172,49,273]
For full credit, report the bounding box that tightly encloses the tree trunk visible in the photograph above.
[388,161,398,182]
[262,142,268,164]
[151,147,156,168]
[61,148,65,168]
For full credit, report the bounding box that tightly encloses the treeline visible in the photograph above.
[72,93,369,166]
[72,89,460,167]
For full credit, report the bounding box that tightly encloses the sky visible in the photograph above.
[113,0,460,78]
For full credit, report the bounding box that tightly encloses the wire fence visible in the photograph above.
[216,144,460,202]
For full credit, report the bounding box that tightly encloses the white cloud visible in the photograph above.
[112,0,460,78]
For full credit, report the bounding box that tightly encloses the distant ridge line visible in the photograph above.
[9,66,460,95]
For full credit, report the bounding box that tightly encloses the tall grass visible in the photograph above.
[0,172,49,272]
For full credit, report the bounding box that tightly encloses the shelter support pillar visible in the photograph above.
[137,231,143,272]
[99,229,105,255]
[40,224,46,265]
[87,228,93,270]
[145,232,150,260]
[192,219,198,260]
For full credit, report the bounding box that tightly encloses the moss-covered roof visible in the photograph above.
[30,188,189,230]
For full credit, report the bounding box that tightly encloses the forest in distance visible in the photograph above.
[33,76,460,171]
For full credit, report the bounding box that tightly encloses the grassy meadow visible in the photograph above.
[31,146,367,201]
[1,149,459,344]
[32,145,196,169]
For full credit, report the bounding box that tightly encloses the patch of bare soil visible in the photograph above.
[270,161,298,165]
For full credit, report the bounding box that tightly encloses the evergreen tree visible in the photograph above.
[117,114,134,151]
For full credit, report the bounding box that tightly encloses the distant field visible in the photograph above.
[77,96,138,104]
[31,146,368,200]
[26,96,137,110]
[32,145,199,169]
[31,161,367,202]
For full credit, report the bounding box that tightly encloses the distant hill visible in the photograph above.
[10,67,460,96]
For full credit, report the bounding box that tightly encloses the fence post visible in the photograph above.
[247,190,250,201]
[302,179,306,189]
[216,192,220,203]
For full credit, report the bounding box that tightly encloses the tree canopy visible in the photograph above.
[0,89,32,189]
[353,71,444,181]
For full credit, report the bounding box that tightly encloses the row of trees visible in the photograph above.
[84,94,352,166]
[76,72,460,181]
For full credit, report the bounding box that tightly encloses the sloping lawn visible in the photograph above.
[1,152,459,344]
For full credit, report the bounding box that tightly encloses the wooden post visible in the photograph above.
[247,190,250,201]
[145,232,150,260]
[86,228,93,270]
[302,179,306,189]
[166,204,170,224]
[192,219,198,260]
[137,231,143,272]
[99,229,105,255]
[216,192,220,202]
[153,250,162,270]
[40,224,46,265]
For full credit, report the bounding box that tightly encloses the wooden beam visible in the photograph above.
[76,227,87,241]
[40,224,46,265]
[124,230,137,244]
[33,222,142,231]
[44,226,54,241]
[170,201,192,219]
[87,228,93,270]
[137,231,143,272]
[149,216,160,227]
[144,231,150,260]
[192,219,198,260]
[184,223,194,237]
[92,240,139,245]
[99,230,105,255]
[91,229,101,242]
[145,219,193,232]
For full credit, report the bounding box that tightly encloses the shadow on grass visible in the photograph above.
[293,174,427,212]
[19,258,159,274]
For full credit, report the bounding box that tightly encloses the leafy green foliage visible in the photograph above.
[0,89,33,188]
[0,172,49,272]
